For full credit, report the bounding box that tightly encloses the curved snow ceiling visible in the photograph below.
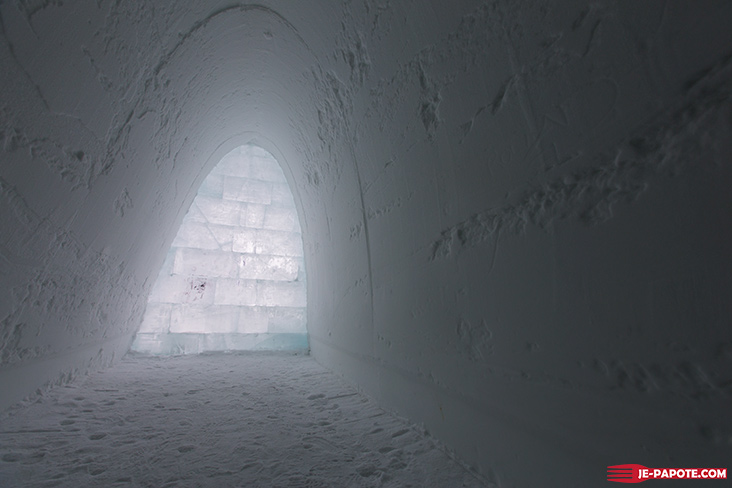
[137,3,369,353]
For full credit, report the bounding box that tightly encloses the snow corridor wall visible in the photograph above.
[0,1,731,486]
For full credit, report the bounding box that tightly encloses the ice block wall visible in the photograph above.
[1,1,731,486]
[132,144,307,354]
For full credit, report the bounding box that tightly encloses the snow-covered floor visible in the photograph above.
[0,352,485,487]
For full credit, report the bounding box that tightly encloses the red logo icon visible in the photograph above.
[607,465,647,483]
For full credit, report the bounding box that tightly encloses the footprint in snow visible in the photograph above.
[2,453,22,462]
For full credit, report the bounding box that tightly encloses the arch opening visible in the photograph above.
[132,144,307,355]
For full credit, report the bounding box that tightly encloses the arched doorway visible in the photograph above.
[132,145,307,354]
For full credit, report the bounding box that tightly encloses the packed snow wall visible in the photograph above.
[1,1,731,485]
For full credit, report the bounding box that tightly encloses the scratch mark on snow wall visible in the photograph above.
[431,53,732,261]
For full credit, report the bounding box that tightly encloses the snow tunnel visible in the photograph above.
[1,1,732,486]
[132,144,308,354]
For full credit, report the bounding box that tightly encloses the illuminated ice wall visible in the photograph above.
[132,145,307,354]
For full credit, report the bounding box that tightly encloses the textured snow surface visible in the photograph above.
[2,1,732,485]
[0,353,484,487]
